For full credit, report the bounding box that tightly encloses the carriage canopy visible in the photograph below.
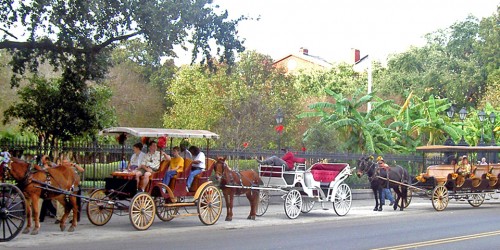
[99,127,220,139]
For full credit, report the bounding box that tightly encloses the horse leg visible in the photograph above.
[377,188,383,211]
[22,198,32,234]
[393,187,401,211]
[246,190,257,220]
[399,187,407,211]
[372,188,379,211]
[222,189,232,221]
[58,197,70,232]
[227,191,234,221]
[31,195,41,235]
[68,196,78,232]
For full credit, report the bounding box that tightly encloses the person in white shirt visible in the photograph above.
[186,146,205,191]
[128,142,145,171]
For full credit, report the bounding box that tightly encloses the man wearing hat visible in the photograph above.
[377,156,395,206]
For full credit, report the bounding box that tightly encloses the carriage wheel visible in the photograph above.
[395,189,413,209]
[284,189,302,219]
[467,194,485,207]
[86,189,114,226]
[333,183,352,216]
[256,190,270,216]
[301,197,315,213]
[154,197,178,222]
[431,186,449,211]
[197,184,222,225]
[0,184,26,242]
[129,193,156,230]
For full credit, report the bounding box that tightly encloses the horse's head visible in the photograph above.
[356,156,375,178]
[8,157,32,182]
[214,156,228,182]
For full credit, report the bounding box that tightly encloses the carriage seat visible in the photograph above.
[472,165,489,179]
[191,158,216,191]
[422,165,455,184]
[309,163,348,183]
[168,158,193,190]
[487,164,500,187]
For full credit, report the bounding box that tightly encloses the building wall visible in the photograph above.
[274,55,327,74]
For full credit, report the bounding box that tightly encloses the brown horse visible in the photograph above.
[214,157,261,221]
[8,157,80,235]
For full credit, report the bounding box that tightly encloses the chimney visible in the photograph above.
[299,47,309,55]
[353,48,360,63]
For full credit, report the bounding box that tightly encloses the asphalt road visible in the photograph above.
[2,194,500,249]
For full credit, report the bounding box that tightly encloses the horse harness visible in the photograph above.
[218,161,259,188]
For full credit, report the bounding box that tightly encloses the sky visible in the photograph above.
[176,0,498,65]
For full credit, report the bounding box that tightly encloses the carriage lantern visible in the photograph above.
[457,107,469,146]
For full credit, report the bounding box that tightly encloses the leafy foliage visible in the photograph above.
[3,76,115,142]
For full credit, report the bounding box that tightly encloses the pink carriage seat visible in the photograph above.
[310,163,348,182]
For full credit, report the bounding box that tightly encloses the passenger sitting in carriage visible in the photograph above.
[456,155,471,177]
[162,146,184,186]
[135,141,170,192]
[256,148,306,171]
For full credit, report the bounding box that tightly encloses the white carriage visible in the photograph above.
[256,162,353,219]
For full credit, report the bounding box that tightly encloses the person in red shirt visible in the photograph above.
[256,148,305,170]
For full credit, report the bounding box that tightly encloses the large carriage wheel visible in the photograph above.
[301,197,315,213]
[0,184,26,242]
[256,190,270,216]
[197,184,222,225]
[129,193,156,230]
[154,197,178,222]
[333,183,352,216]
[431,186,449,211]
[467,194,485,207]
[86,189,114,226]
[284,189,302,219]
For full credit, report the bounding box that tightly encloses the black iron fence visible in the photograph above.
[1,139,430,189]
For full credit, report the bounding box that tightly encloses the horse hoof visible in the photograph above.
[373,207,378,211]
[378,207,383,211]
[68,226,75,232]
[22,228,30,234]
[393,205,398,210]
[247,215,256,220]
[225,217,232,221]
[60,225,66,232]
[30,229,39,235]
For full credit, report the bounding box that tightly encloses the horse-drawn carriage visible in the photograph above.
[357,145,500,212]
[87,127,223,230]
[220,160,353,219]
[412,145,500,211]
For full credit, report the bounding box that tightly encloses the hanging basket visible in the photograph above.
[116,134,127,145]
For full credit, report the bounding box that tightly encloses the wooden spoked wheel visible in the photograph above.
[467,194,485,207]
[197,184,222,225]
[284,189,302,219]
[86,189,114,226]
[301,197,315,213]
[431,185,449,211]
[155,197,178,222]
[333,183,352,216]
[129,193,156,230]
[256,190,270,216]
[0,184,26,242]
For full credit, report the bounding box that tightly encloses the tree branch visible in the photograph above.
[0,28,18,39]
[0,32,142,54]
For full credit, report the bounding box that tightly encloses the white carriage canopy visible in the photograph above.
[416,145,500,153]
[99,127,220,139]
